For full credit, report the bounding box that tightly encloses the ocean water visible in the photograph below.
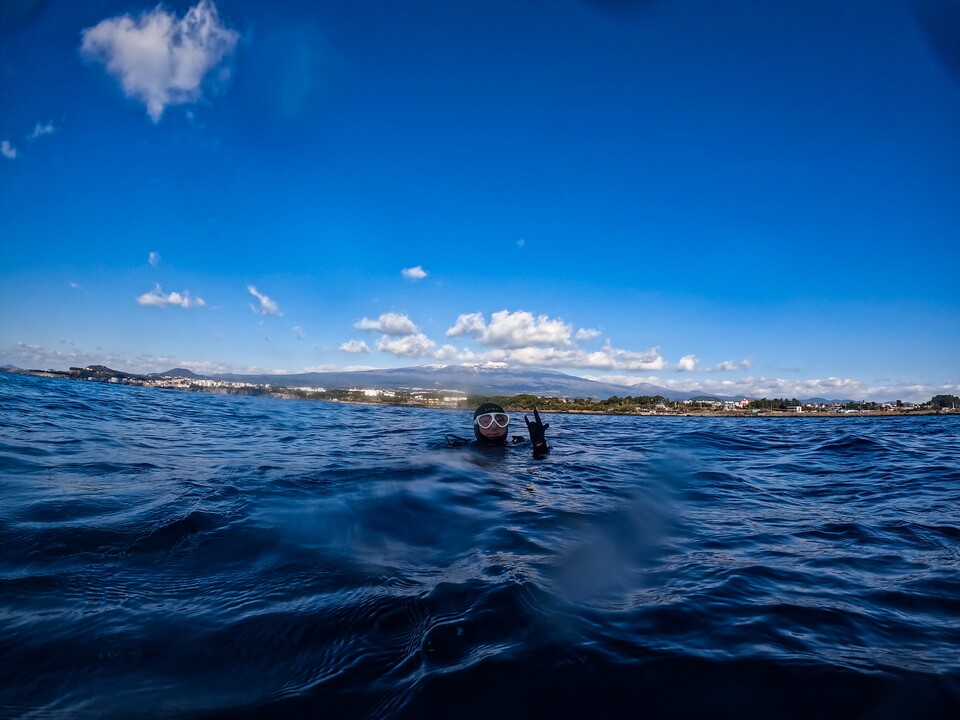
[1,372,958,719]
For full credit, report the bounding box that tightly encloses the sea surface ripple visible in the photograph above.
[1,372,958,718]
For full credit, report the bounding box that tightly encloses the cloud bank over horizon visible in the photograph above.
[3,338,955,404]
[332,309,805,383]
[347,309,669,373]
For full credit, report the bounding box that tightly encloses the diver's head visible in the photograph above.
[473,402,509,444]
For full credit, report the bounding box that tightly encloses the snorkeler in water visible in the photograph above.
[447,402,550,458]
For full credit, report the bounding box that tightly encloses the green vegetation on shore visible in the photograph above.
[465,394,958,416]
[465,393,670,413]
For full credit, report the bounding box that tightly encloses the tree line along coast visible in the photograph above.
[3,365,957,417]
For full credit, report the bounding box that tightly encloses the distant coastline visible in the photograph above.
[3,365,955,418]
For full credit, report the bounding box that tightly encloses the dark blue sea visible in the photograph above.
[1,372,959,719]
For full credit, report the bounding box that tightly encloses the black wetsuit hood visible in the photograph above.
[473,402,508,444]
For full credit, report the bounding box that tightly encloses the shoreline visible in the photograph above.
[528,409,946,418]
[4,367,953,419]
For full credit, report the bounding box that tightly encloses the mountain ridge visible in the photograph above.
[163,363,731,402]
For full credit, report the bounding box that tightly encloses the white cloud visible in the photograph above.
[453,340,664,372]
[434,344,458,361]
[3,342,350,377]
[445,312,487,338]
[175,359,239,375]
[3,338,952,404]
[711,360,737,372]
[446,310,573,348]
[517,238,525,249]
[678,354,698,372]
[1,140,17,159]
[401,265,428,281]
[582,373,663,387]
[30,122,55,139]
[708,376,870,400]
[339,339,370,354]
[247,285,280,316]
[6,342,178,374]
[292,326,305,339]
[583,372,908,402]
[376,333,436,358]
[148,251,161,267]
[80,0,239,122]
[481,346,590,367]
[608,374,919,402]
[441,311,668,371]
[592,341,666,371]
[709,358,751,372]
[354,312,418,336]
[137,284,205,308]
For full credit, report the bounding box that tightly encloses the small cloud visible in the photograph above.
[354,312,418,336]
[709,358,752,372]
[137,284,205,308]
[69,281,82,290]
[29,122,55,139]
[247,285,281,316]
[339,339,370,354]
[678,354,698,372]
[576,327,601,342]
[80,0,239,122]
[401,265,428,281]
[517,238,525,249]
[1,140,17,159]
[292,326,305,339]
[148,251,161,267]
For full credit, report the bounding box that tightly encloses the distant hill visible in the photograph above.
[153,368,204,380]
[74,364,144,380]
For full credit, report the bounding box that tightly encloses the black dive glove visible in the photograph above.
[524,408,550,457]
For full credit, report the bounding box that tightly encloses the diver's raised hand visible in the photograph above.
[524,407,549,456]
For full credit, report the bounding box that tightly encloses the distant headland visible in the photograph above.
[3,364,957,417]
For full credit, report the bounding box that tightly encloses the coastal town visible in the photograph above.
[4,364,956,417]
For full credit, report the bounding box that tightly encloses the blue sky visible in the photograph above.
[1,0,958,402]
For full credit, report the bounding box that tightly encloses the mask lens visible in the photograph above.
[476,412,509,429]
